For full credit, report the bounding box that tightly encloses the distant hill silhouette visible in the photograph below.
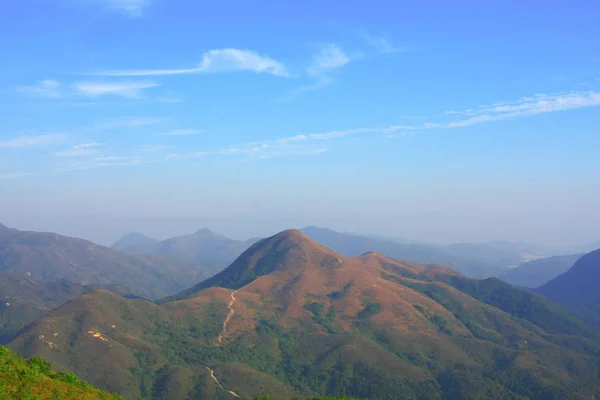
[110,232,158,251]
[111,228,260,268]
[0,223,213,300]
[500,254,582,288]
[537,249,600,324]
[11,229,600,399]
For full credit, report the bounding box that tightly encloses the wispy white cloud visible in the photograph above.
[97,0,149,17]
[0,134,67,149]
[307,44,351,75]
[93,48,290,77]
[54,142,104,157]
[384,132,419,139]
[444,91,600,128]
[266,90,600,150]
[57,154,150,172]
[360,33,408,55]
[18,79,160,100]
[72,81,159,97]
[74,142,104,149]
[86,116,164,131]
[55,89,600,171]
[155,128,201,136]
[279,44,350,101]
[17,80,61,98]
[0,172,30,179]
[135,144,172,153]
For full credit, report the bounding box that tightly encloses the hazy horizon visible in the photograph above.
[1,213,598,252]
[1,1,599,250]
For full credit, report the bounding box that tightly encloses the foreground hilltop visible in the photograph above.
[9,229,600,399]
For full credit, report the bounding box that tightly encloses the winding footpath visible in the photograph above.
[199,289,240,398]
[201,365,240,398]
[217,289,237,345]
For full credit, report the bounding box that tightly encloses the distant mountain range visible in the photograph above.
[10,229,600,399]
[537,248,600,324]
[500,254,583,288]
[111,226,545,279]
[110,228,260,268]
[0,223,216,300]
[300,226,539,278]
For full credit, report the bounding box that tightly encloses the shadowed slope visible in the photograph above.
[537,249,600,324]
[500,254,582,288]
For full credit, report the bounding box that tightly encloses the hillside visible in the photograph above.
[9,230,600,400]
[500,254,582,288]
[0,223,214,299]
[0,274,141,344]
[300,227,535,278]
[112,228,258,268]
[0,345,123,399]
[537,248,600,324]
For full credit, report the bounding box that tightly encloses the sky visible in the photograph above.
[0,0,599,247]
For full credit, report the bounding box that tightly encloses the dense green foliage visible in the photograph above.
[0,346,123,399]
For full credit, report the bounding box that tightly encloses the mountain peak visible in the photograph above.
[161,228,332,302]
[111,232,157,250]
[195,227,223,237]
[274,228,308,241]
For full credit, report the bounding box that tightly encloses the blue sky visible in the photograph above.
[0,0,599,246]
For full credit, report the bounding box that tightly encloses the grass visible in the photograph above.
[0,345,123,400]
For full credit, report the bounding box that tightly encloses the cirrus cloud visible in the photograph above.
[93,48,290,77]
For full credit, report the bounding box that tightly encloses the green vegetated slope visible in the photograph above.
[9,230,600,400]
[0,223,214,300]
[0,345,123,400]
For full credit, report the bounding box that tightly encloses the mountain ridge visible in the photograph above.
[10,229,600,399]
[0,223,212,300]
